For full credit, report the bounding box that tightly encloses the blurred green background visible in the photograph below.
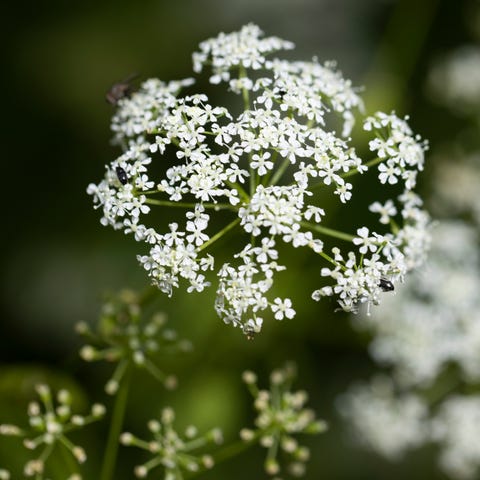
[1,0,477,477]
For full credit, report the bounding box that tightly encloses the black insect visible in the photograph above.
[115,166,129,185]
[379,278,394,292]
[105,74,138,105]
[244,328,256,341]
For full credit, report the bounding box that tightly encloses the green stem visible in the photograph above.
[239,65,250,110]
[58,439,80,476]
[340,156,382,179]
[226,180,250,203]
[308,157,381,191]
[145,199,237,211]
[214,437,259,464]
[268,156,291,187]
[389,217,400,235]
[318,250,345,270]
[249,152,256,197]
[300,221,355,242]
[363,0,440,110]
[262,150,279,186]
[100,366,132,480]
[185,436,260,479]
[197,218,241,253]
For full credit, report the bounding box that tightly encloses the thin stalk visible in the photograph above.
[239,65,250,110]
[268,156,291,187]
[363,0,440,110]
[300,221,355,242]
[58,439,80,476]
[249,152,256,197]
[185,434,261,479]
[308,157,381,192]
[213,436,259,464]
[318,250,346,271]
[226,180,250,203]
[197,218,241,253]
[261,150,279,186]
[340,156,382,180]
[100,366,132,480]
[145,198,237,211]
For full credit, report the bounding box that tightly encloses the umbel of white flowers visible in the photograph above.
[88,24,430,337]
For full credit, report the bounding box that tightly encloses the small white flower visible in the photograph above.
[378,160,401,185]
[271,298,296,320]
[251,152,274,176]
[353,227,378,254]
[369,200,397,224]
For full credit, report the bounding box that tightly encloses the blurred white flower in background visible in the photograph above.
[340,222,480,479]
[352,221,480,387]
[428,46,480,114]
[432,395,480,479]
[340,27,480,479]
[338,376,429,460]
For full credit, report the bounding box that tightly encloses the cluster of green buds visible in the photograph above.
[240,364,327,478]
[120,407,223,478]
[0,384,105,479]
[116,364,325,479]
[76,289,192,394]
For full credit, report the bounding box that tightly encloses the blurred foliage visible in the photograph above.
[1,0,478,478]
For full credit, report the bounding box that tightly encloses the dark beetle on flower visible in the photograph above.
[379,278,394,292]
[115,166,129,185]
[105,74,138,105]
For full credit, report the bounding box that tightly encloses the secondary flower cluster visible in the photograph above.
[77,289,191,394]
[0,385,104,479]
[88,24,430,336]
[340,378,480,480]
[240,364,327,478]
[119,364,324,479]
[120,407,223,479]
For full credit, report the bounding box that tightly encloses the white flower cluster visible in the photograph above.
[88,24,429,336]
[432,395,480,479]
[339,377,480,479]
[338,376,429,460]
[341,381,480,480]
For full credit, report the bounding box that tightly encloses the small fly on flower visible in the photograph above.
[106,74,138,105]
[115,166,129,185]
[379,278,394,292]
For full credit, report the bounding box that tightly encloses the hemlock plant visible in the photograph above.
[88,24,430,337]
